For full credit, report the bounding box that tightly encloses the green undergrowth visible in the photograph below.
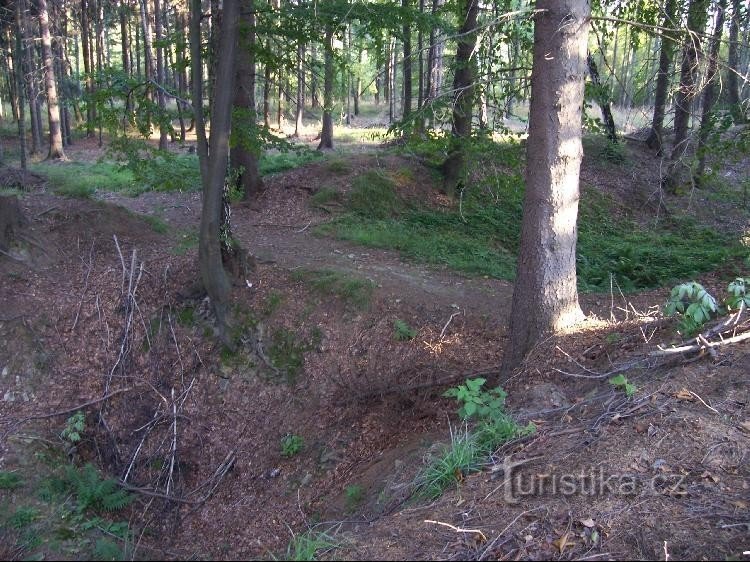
[31,160,136,198]
[291,268,375,310]
[416,378,534,500]
[318,137,745,292]
[1,448,133,561]
[260,149,323,176]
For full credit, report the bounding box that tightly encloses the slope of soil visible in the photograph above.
[0,138,748,561]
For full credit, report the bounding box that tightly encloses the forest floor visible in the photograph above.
[0,115,749,561]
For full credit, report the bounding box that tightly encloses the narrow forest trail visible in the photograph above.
[96,160,520,323]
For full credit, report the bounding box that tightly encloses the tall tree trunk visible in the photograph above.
[317,26,334,150]
[417,0,424,111]
[502,0,590,374]
[263,58,271,128]
[231,0,264,200]
[694,0,727,183]
[14,0,28,170]
[21,0,42,154]
[354,45,361,116]
[190,0,208,181]
[384,34,390,104]
[402,0,412,120]
[645,0,678,153]
[154,0,169,148]
[195,0,239,346]
[294,39,305,135]
[39,0,66,160]
[139,0,155,93]
[81,0,95,136]
[441,0,479,192]
[665,0,710,192]
[120,0,131,76]
[309,42,318,109]
[727,0,746,123]
[587,54,617,143]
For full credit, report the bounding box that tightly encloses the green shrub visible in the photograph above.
[281,434,304,458]
[0,471,23,490]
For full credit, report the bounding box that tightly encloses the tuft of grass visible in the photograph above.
[310,187,341,208]
[260,150,322,176]
[0,471,23,490]
[416,426,478,500]
[325,158,351,174]
[173,230,199,255]
[31,161,135,198]
[268,328,307,384]
[284,528,339,561]
[347,170,404,219]
[138,213,168,234]
[8,506,40,529]
[344,484,365,512]
[292,268,375,310]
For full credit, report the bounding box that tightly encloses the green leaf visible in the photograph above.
[609,374,627,387]
[464,401,477,418]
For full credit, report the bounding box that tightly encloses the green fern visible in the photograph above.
[64,464,133,512]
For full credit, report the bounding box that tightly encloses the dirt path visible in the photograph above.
[96,170,518,323]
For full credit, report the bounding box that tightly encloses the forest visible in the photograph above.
[0,0,749,559]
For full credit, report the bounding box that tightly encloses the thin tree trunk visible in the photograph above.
[587,54,617,143]
[402,0,412,120]
[154,0,169,148]
[503,0,589,374]
[417,0,424,111]
[294,39,305,136]
[441,0,479,192]
[14,1,28,170]
[190,0,208,181]
[727,0,746,123]
[646,0,678,153]
[263,58,271,128]
[310,42,318,109]
[197,0,239,347]
[231,0,264,200]
[21,0,42,154]
[120,0,131,76]
[39,0,66,160]
[665,0,710,192]
[317,26,334,150]
[695,0,727,184]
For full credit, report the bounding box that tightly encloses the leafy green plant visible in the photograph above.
[0,471,23,489]
[281,434,304,458]
[443,377,507,421]
[64,464,133,512]
[93,538,124,561]
[269,328,307,384]
[665,282,718,335]
[393,319,417,341]
[727,277,750,310]
[609,374,636,397]
[61,411,85,444]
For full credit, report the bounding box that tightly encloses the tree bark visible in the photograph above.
[14,0,28,170]
[694,0,727,183]
[726,0,746,123]
[81,0,96,136]
[120,0,131,76]
[645,0,678,153]
[38,0,66,160]
[317,26,334,150]
[231,0,264,200]
[502,0,590,374]
[154,0,169,149]
[190,0,209,182]
[196,0,239,346]
[586,54,617,143]
[665,0,710,192]
[21,0,42,155]
[441,0,479,192]
[402,0,412,120]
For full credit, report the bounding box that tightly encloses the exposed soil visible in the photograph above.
[0,136,748,561]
